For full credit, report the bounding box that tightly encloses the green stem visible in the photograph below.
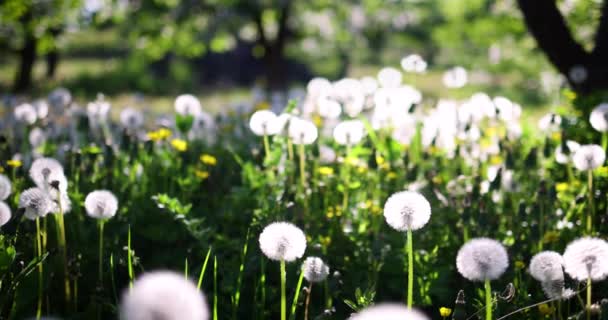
[281,260,287,320]
[263,134,271,164]
[289,268,304,320]
[485,280,492,320]
[36,218,43,320]
[298,143,306,189]
[602,132,608,152]
[127,226,133,288]
[539,198,544,251]
[98,221,105,285]
[586,277,591,320]
[214,256,218,320]
[54,207,71,307]
[586,170,594,235]
[304,283,313,320]
[407,229,414,309]
[197,247,212,290]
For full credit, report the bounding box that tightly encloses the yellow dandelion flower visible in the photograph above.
[555,182,569,192]
[0,167,4,173]
[439,307,452,317]
[345,156,359,166]
[387,172,398,180]
[200,154,217,166]
[7,160,22,168]
[375,155,385,165]
[318,166,334,176]
[551,132,562,140]
[597,166,608,176]
[312,114,323,127]
[490,155,503,165]
[326,211,334,219]
[195,170,210,179]
[171,139,188,152]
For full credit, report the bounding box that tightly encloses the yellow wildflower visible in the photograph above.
[375,155,385,166]
[312,114,323,127]
[170,139,188,152]
[195,170,210,180]
[7,160,22,168]
[439,307,452,317]
[318,166,334,176]
[490,155,503,165]
[551,131,561,140]
[147,128,172,141]
[200,154,217,166]
[345,156,359,166]
[515,261,526,270]
[555,182,569,192]
[387,172,398,180]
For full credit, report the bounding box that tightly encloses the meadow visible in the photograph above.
[1,59,608,320]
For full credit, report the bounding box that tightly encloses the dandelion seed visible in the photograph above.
[120,271,209,320]
[349,303,429,320]
[175,94,202,116]
[0,201,11,226]
[572,144,605,171]
[456,238,509,281]
[383,191,431,231]
[590,103,608,132]
[14,103,37,124]
[563,237,608,281]
[85,190,118,220]
[333,120,365,146]
[249,110,281,136]
[120,108,145,130]
[401,54,427,73]
[0,174,11,201]
[259,222,307,262]
[18,188,54,220]
[302,257,329,283]
[288,118,318,145]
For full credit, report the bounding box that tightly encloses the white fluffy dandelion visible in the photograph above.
[563,237,608,281]
[0,201,11,226]
[555,140,580,164]
[377,67,402,88]
[175,94,202,116]
[14,103,37,124]
[85,190,119,220]
[538,113,561,132]
[590,103,608,132]
[48,87,72,109]
[572,144,605,171]
[333,120,365,146]
[456,238,509,281]
[349,303,429,320]
[0,174,11,201]
[259,222,306,262]
[29,157,67,195]
[400,54,427,73]
[443,66,468,88]
[18,188,54,220]
[249,110,281,136]
[383,191,431,231]
[302,257,329,283]
[120,108,145,130]
[288,118,318,145]
[120,271,209,320]
[529,251,572,299]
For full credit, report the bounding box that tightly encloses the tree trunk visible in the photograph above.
[46,50,59,79]
[517,0,608,94]
[14,34,37,92]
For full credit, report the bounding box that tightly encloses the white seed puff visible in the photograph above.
[302,257,330,283]
[85,190,119,219]
[0,174,12,201]
[456,238,509,281]
[349,303,429,320]
[563,237,608,281]
[259,222,307,262]
[0,201,11,226]
[383,191,431,231]
[19,188,54,220]
[572,144,605,171]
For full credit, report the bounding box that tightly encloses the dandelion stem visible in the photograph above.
[602,132,608,152]
[263,134,271,164]
[289,268,304,320]
[98,220,105,285]
[298,143,306,189]
[36,218,43,320]
[485,280,492,320]
[586,170,594,234]
[54,203,71,307]
[304,283,313,320]
[539,198,544,252]
[407,228,414,309]
[281,259,287,320]
[127,225,134,288]
[214,256,218,320]
[586,277,591,320]
[197,247,212,290]
[287,138,294,162]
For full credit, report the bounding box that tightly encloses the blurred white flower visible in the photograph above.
[85,190,119,220]
[349,303,428,320]
[29,158,67,195]
[377,67,402,88]
[33,100,49,120]
[568,65,587,84]
[555,140,580,164]
[563,237,608,281]
[174,94,202,116]
[29,127,47,148]
[249,110,281,136]
[307,77,333,99]
[529,251,571,299]
[0,201,11,227]
[0,174,12,201]
[400,54,427,73]
[319,145,337,164]
[538,113,561,132]
[456,238,509,281]
[493,96,521,122]
[443,66,468,88]
[48,87,72,109]
[383,191,431,231]
[120,108,145,130]
[589,103,608,132]
[391,116,417,146]
[302,257,329,283]
[258,222,307,262]
[572,144,605,171]
[120,271,209,320]
[19,187,54,220]
[317,97,342,119]
[288,118,318,145]
[333,120,365,146]
[14,103,37,124]
[87,99,111,124]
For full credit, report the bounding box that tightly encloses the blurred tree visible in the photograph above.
[518,0,607,94]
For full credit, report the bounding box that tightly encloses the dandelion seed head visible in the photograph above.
[87,99,111,123]
[572,144,605,171]
[29,127,47,148]
[349,303,429,320]
[563,237,608,281]
[383,191,431,231]
[555,141,580,164]
[0,201,11,226]
[333,120,365,146]
[85,190,118,219]
[456,238,509,281]
[288,118,318,145]
[443,66,468,88]
[401,54,427,73]
[259,222,307,262]
[14,103,37,124]
[18,188,53,220]
[377,67,402,88]
[538,113,561,132]
[306,77,333,98]
[120,271,209,320]
[302,257,329,283]
[249,110,281,136]
[48,87,72,109]
[540,280,572,300]
[29,158,66,194]
[590,103,608,132]
[120,108,145,129]
[317,97,342,119]
[175,94,202,116]
[0,174,11,201]
[529,251,564,282]
[33,100,49,120]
